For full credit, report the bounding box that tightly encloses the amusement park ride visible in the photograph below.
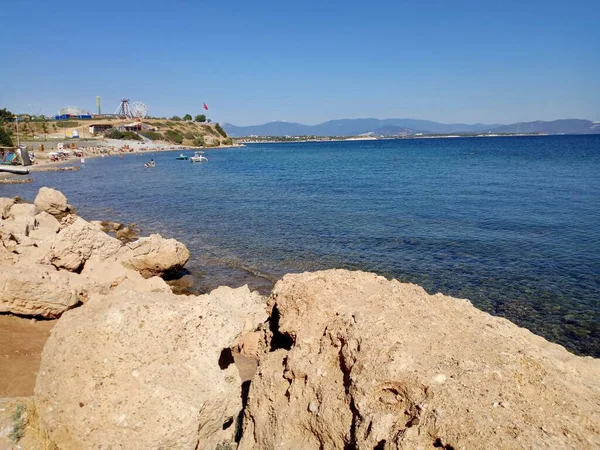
[115,99,148,120]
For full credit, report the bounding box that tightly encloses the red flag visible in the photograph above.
[203,103,209,110]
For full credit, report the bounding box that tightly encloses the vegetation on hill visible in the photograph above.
[0,126,14,146]
[214,123,227,138]
[105,129,143,141]
[0,108,14,123]
[165,130,184,144]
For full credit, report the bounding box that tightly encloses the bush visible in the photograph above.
[214,123,227,138]
[140,131,164,141]
[193,136,205,147]
[55,121,79,128]
[104,129,142,140]
[165,130,183,144]
[183,114,192,121]
[170,116,182,121]
[222,137,233,146]
[194,114,206,123]
[0,125,13,146]
[203,125,218,136]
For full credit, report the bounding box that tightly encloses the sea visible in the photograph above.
[2,135,599,357]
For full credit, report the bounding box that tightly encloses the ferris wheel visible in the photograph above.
[130,102,148,119]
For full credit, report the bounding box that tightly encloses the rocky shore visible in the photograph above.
[0,188,599,449]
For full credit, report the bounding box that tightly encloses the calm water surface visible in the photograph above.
[3,135,599,356]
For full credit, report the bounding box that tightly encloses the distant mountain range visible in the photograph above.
[222,118,600,137]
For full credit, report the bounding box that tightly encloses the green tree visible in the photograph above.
[0,108,14,123]
[194,114,207,123]
[170,115,182,121]
[183,114,192,121]
[0,126,14,146]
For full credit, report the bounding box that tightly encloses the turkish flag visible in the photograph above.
[203,103,209,110]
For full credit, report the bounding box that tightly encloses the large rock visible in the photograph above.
[43,217,123,271]
[35,286,268,450]
[239,270,600,450]
[118,233,190,278]
[0,265,81,317]
[80,258,171,295]
[9,202,37,218]
[34,187,70,217]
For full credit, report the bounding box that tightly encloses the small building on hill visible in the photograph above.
[88,123,114,135]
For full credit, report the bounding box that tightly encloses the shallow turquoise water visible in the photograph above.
[3,135,599,356]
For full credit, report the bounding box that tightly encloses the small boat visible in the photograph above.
[144,161,156,168]
[190,151,208,163]
[176,154,189,160]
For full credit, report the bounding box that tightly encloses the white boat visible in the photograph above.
[190,151,208,163]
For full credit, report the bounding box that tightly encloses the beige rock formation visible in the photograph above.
[34,187,70,217]
[0,265,81,317]
[9,202,37,218]
[43,217,123,271]
[118,233,190,278]
[35,286,267,450]
[80,258,171,295]
[0,197,15,219]
[239,270,600,450]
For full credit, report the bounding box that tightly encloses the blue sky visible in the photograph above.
[1,0,598,125]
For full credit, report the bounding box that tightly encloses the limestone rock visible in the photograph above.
[0,197,15,219]
[43,217,123,271]
[80,258,171,296]
[239,270,600,450]
[34,187,69,217]
[0,265,81,317]
[35,286,267,450]
[9,202,37,218]
[118,233,190,278]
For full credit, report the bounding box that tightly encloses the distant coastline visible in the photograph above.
[235,132,563,144]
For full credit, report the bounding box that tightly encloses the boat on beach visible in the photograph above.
[176,154,189,160]
[190,151,208,163]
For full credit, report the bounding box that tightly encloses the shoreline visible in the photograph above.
[1,187,598,448]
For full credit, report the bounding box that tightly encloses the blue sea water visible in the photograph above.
[2,135,599,356]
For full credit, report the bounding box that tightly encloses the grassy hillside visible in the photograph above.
[4,119,232,147]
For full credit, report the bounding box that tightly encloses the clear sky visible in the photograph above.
[1,0,598,126]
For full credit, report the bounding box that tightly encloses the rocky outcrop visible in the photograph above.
[0,188,191,318]
[0,265,81,317]
[35,286,268,450]
[43,217,124,271]
[118,233,190,278]
[239,270,600,450]
[34,187,70,217]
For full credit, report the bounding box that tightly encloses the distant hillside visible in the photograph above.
[223,118,497,137]
[223,118,600,137]
[491,119,600,135]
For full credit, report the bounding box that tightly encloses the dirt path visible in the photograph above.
[0,316,55,398]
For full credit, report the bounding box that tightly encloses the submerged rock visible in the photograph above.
[35,286,267,450]
[239,269,600,450]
